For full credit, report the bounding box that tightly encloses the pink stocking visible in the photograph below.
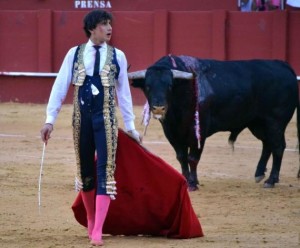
[90,195,111,246]
[81,189,95,239]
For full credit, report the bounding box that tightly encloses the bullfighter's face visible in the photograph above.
[89,20,112,45]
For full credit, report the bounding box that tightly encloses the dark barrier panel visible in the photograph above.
[0,11,39,71]
[0,75,146,105]
[0,76,57,103]
[0,10,299,104]
[111,12,155,71]
[288,11,300,73]
[227,11,287,60]
[52,11,87,72]
[0,0,238,11]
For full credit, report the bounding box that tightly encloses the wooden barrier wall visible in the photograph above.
[0,10,300,104]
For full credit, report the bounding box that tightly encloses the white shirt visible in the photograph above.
[46,40,135,131]
[287,0,300,7]
[240,0,254,12]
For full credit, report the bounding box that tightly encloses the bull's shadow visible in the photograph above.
[129,55,300,190]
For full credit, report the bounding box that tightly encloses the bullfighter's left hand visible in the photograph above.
[127,129,142,143]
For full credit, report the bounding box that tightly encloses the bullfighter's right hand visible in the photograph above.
[127,129,142,144]
[40,123,53,144]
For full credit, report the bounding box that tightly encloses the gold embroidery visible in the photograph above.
[101,65,110,86]
[72,44,85,189]
[72,44,86,86]
[101,45,118,198]
[72,85,82,189]
[101,46,117,87]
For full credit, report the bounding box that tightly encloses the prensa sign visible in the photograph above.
[74,1,112,9]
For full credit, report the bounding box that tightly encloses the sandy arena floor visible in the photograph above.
[0,103,299,248]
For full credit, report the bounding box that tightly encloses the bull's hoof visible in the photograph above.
[263,182,275,188]
[188,185,199,191]
[255,175,265,183]
[263,177,279,188]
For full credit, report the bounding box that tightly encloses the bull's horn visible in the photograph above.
[171,69,193,79]
[128,70,146,79]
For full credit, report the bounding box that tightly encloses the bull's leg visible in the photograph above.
[255,142,271,183]
[187,144,203,191]
[175,147,190,185]
[187,157,199,190]
[248,122,277,186]
[250,122,286,188]
[264,136,285,188]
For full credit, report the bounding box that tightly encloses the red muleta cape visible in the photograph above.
[72,129,204,239]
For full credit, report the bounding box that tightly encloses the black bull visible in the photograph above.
[128,55,300,190]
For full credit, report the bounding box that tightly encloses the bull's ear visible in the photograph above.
[131,78,145,88]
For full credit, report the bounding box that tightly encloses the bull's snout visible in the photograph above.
[152,105,166,119]
[152,105,166,114]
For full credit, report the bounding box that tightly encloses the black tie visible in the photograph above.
[93,45,101,76]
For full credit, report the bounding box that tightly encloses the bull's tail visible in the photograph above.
[297,82,300,178]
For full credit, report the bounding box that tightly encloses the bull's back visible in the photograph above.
[199,59,296,94]
[196,59,298,132]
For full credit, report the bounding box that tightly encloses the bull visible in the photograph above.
[128,55,300,190]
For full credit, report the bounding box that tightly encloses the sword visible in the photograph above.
[38,142,46,211]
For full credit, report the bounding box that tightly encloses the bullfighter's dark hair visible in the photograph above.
[148,55,188,71]
[83,10,113,38]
